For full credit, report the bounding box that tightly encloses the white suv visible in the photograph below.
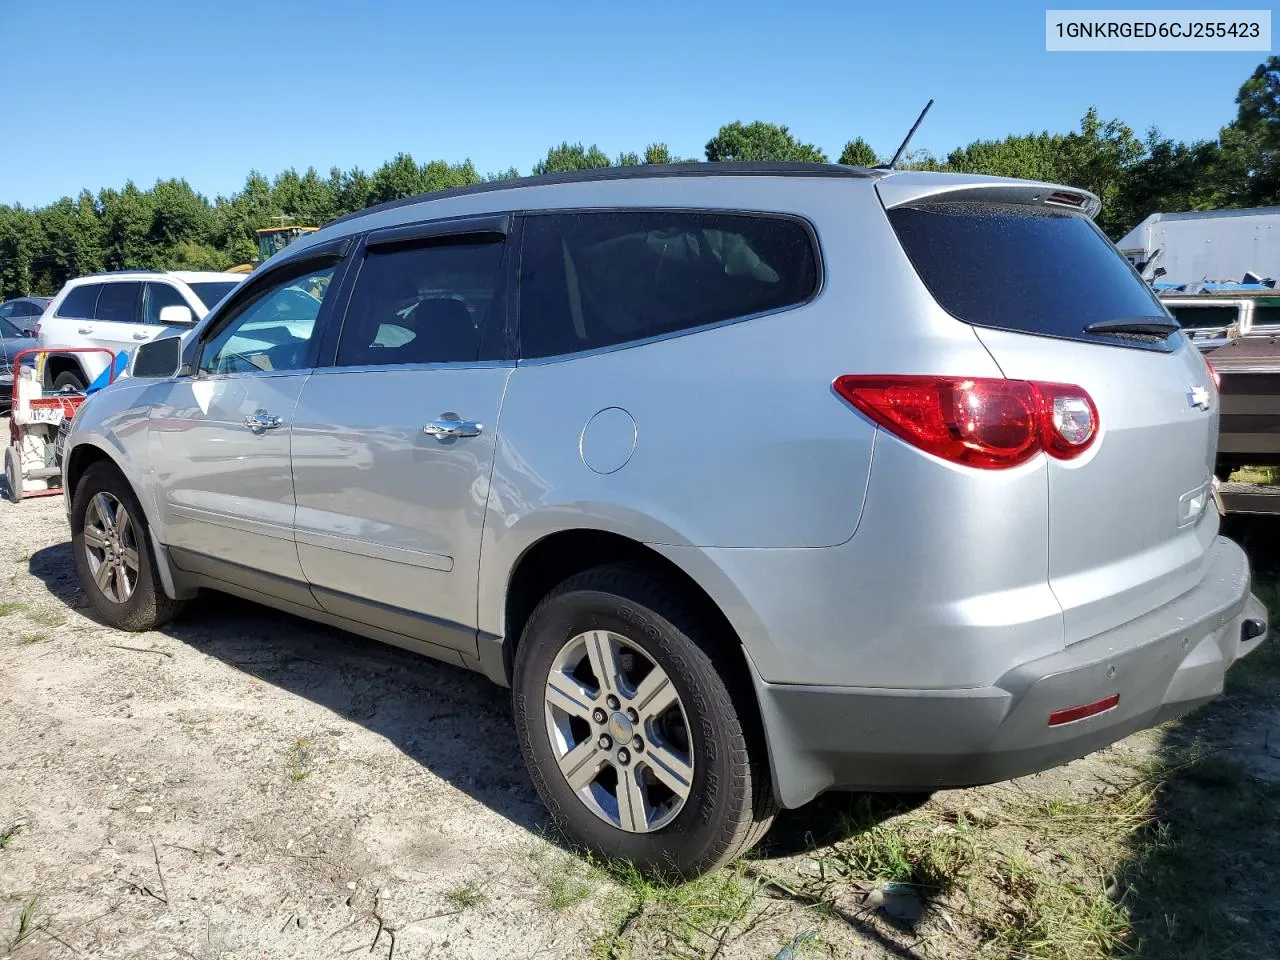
[37,271,243,389]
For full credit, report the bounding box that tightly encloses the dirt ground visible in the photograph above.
[0,479,1277,960]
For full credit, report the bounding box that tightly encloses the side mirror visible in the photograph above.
[131,335,184,379]
[158,304,195,327]
[21,329,33,338]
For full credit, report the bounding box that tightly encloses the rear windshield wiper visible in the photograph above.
[1084,316,1180,336]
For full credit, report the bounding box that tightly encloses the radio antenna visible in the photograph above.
[881,99,935,170]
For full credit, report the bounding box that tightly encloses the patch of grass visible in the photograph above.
[826,796,976,897]
[17,633,48,646]
[0,601,26,617]
[0,823,21,849]
[548,866,596,911]
[592,860,766,959]
[443,880,485,910]
[1231,465,1280,485]
[26,608,64,627]
[286,736,313,782]
[6,896,39,951]
[1118,740,1280,959]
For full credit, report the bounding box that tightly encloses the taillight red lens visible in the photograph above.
[833,375,1098,469]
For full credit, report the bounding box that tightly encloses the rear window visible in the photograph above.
[887,201,1166,344]
[56,284,101,319]
[1167,305,1240,330]
[519,211,818,359]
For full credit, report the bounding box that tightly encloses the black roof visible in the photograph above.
[327,161,878,228]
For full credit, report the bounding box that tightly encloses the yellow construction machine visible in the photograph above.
[228,222,319,274]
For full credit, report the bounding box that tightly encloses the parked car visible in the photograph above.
[60,164,1268,876]
[0,296,51,336]
[0,306,42,409]
[37,271,242,390]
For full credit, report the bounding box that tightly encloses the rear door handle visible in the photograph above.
[78,327,93,335]
[132,332,149,341]
[243,410,283,433]
[423,416,483,439]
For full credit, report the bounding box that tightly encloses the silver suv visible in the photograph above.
[61,164,1268,876]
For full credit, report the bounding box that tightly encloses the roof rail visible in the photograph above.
[326,161,882,228]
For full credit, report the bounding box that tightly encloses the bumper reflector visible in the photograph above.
[1048,694,1120,727]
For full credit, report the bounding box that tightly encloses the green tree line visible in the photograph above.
[4,56,1280,300]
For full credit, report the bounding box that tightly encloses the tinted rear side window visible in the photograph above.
[887,202,1165,345]
[519,211,818,359]
[1167,305,1240,330]
[56,284,101,319]
[94,282,142,324]
[336,240,506,367]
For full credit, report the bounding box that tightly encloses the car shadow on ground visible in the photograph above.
[1109,514,1280,959]
[27,539,910,867]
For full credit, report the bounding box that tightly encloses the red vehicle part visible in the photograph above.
[6,348,117,501]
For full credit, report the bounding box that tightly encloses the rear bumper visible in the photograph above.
[755,536,1266,808]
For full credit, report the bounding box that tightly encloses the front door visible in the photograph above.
[290,218,513,652]
[149,256,344,604]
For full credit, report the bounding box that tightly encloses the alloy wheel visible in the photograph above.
[544,629,694,833]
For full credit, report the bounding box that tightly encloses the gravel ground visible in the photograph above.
[0,472,1276,960]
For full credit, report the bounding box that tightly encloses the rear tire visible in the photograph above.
[53,370,86,392]
[71,462,183,631]
[513,564,776,877]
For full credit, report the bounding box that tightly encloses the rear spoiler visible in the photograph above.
[875,176,1102,221]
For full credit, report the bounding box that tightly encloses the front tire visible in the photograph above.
[71,462,183,631]
[513,564,775,877]
[52,370,87,392]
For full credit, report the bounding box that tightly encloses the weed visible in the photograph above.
[286,736,313,782]
[0,601,26,617]
[443,880,485,909]
[548,866,595,910]
[17,633,48,645]
[7,896,39,950]
[0,823,21,849]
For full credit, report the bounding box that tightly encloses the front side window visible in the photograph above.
[94,282,142,324]
[336,240,505,367]
[56,284,102,319]
[0,317,21,338]
[143,282,189,326]
[198,264,337,375]
[518,211,819,359]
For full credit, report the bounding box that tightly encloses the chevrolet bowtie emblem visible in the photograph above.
[1187,386,1211,411]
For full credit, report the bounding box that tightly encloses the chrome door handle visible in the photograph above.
[243,410,283,433]
[78,327,93,335]
[423,417,483,439]
[132,332,149,341]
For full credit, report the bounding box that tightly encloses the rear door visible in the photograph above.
[82,281,144,381]
[881,187,1218,644]
[290,216,513,653]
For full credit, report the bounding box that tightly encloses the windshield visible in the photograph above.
[189,282,239,310]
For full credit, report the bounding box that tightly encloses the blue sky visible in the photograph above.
[0,0,1269,207]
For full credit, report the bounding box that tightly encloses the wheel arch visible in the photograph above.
[64,439,187,601]
[494,526,771,793]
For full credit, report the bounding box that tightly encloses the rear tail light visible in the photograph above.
[833,375,1099,469]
